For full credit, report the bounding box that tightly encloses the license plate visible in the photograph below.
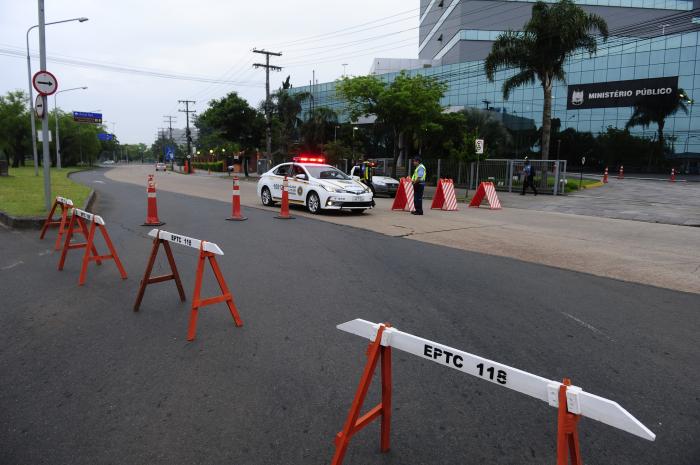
[353,196,363,201]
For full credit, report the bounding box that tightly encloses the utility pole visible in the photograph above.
[163,115,176,141]
[253,49,282,158]
[158,127,167,162]
[37,0,52,211]
[178,100,195,158]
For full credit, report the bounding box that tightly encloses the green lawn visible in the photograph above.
[0,166,91,217]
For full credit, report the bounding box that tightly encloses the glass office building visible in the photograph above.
[294,2,700,171]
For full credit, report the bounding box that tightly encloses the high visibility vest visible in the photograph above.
[412,163,426,182]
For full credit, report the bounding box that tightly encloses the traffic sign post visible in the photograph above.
[332,319,656,465]
[32,70,58,96]
[475,138,484,154]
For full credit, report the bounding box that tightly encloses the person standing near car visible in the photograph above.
[361,160,375,194]
[521,157,538,196]
[411,156,426,215]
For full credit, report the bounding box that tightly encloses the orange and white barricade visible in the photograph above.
[134,229,243,341]
[331,319,656,465]
[58,208,127,286]
[390,177,415,212]
[468,182,501,209]
[430,178,458,211]
[40,196,74,250]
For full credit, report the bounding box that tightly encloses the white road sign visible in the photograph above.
[32,70,58,96]
[73,208,105,225]
[337,319,656,441]
[475,139,484,154]
[55,196,74,206]
[35,95,45,118]
[148,229,224,255]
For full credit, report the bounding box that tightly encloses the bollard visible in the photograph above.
[226,176,248,221]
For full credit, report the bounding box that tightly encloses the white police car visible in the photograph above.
[256,156,374,214]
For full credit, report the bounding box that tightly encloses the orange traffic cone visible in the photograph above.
[603,167,608,183]
[226,176,248,221]
[143,174,165,226]
[618,165,624,179]
[670,168,676,182]
[274,176,295,220]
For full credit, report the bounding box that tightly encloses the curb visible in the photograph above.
[0,189,96,230]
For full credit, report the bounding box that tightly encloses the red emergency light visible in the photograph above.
[293,155,326,164]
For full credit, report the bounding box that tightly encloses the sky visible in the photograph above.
[0,0,419,145]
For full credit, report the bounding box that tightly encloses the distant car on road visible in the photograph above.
[256,156,374,214]
[350,164,400,197]
[102,160,115,165]
[155,162,167,172]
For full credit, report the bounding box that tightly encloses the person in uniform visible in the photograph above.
[360,160,375,194]
[521,157,538,196]
[411,156,426,215]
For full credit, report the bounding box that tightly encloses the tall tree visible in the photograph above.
[196,91,265,152]
[301,107,338,151]
[0,90,30,167]
[271,79,309,156]
[626,88,690,168]
[337,72,446,165]
[484,0,608,159]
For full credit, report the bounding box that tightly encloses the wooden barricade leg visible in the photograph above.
[53,205,70,250]
[39,199,59,240]
[79,220,98,285]
[187,245,243,341]
[331,324,392,465]
[58,214,79,270]
[99,224,127,280]
[133,238,186,312]
[556,378,583,465]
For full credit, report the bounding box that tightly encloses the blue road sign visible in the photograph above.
[73,111,103,124]
[165,146,175,161]
[98,133,113,141]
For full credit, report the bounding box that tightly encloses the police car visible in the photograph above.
[256,156,374,214]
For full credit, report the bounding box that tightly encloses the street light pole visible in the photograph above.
[54,86,87,169]
[26,16,88,177]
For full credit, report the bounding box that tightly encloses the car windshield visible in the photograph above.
[305,165,350,180]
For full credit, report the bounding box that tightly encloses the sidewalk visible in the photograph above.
[104,165,700,294]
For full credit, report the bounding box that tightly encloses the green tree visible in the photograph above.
[484,0,608,159]
[301,107,338,151]
[626,88,690,168]
[337,72,446,165]
[195,91,265,152]
[0,90,30,167]
[271,77,310,157]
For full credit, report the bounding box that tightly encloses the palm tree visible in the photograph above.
[484,0,608,159]
[301,107,338,151]
[626,88,690,168]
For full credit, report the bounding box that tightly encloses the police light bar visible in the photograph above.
[294,155,326,164]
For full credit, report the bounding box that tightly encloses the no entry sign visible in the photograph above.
[32,70,58,96]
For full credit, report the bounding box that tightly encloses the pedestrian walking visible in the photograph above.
[521,157,538,196]
[411,156,426,215]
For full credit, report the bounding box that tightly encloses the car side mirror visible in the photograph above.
[295,173,307,180]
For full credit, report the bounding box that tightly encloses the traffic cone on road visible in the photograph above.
[603,167,609,184]
[143,174,165,226]
[226,176,248,221]
[274,176,295,220]
[618,165,624,179]
[670,168,676,182]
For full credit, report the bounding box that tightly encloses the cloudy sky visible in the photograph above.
[0,0,418,144]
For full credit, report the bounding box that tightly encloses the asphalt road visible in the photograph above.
[0,168,698,465]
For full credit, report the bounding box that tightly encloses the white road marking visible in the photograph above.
[93,180,105,184]
[560,311,615,342]
[38,250,52,256]
[1,261,24,270]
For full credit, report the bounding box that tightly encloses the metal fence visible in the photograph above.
[468,159,568,195]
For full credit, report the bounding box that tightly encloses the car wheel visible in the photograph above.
[307,192,321,214]
[261,187,274,206]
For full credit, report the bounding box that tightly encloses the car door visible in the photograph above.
[288,164,309,203]
[271,163,292,200]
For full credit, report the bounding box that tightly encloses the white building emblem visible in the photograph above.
[571,90,584,106]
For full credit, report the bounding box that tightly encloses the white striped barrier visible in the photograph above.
[330,319,655,465]
[40,196,75,249]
